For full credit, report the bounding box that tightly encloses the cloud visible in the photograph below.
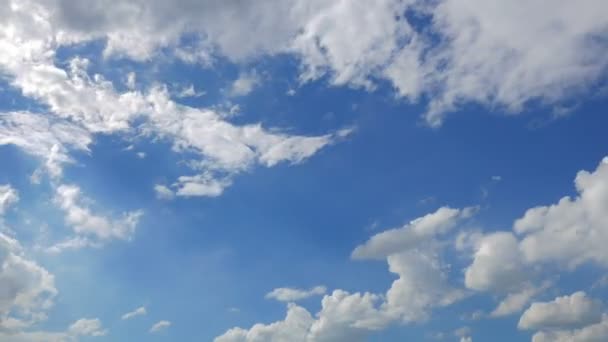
[2,0,605,128]
[454,327,473,342]
[0,112,92,180]
[68,318,107,337]
[352,206,475,260]
[229,71,260,97]
[519,292,603,331]
[266,286,327,302]
[514,157,608,268]
[49,184,143,251]
[154,184,175,200]
[464,232,527,293]
[531,315,608,342]
[0,184,19,215]
[0,232,57,329]
[150,320,171,333]
[490,283,549,317]
[0,7,341,198]
[215,303,314,342]
[216,154,608,340]
[121,306,147,320]
[0,318,107,342]
[216,207,470,341]
[175,84,205,98]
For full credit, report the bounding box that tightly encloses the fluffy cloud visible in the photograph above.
[149,320,171,333]
[519,292,603,331]
[3,0,604,204]
[531,315,608,342]
[266,286,327,302]
[0,112,92,180]
[121,306,147,320]
[490,284,548,317]
[464,232,527,293]
[0,318,107,342]
[154,184,175,200]
[515,157,608,268]
[1,4,341,198]
[216,207,469,341]
[0,184,19,215]
[352,206,475,259]
[3,0,605,126]
[49,184,143,252]
[229,71,261,97]
[67,318,107,337]
[215,303,314,342]
[0,232,57,329]
[454,156,608,322]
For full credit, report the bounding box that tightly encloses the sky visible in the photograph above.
[0,1,607,341]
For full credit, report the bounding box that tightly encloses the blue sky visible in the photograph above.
[1,1,608,341]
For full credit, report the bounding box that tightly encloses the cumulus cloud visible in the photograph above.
[67,318,107,337]
[216,207,470,341]
[531,315,608,342]
[229,71,261,97]
[519,292,603,331]
[0,5,341,199]
[175,84,205,98]
[266,286,327,302]
[154,184,175,200]
[453,156,608,323]
[121,306,147,320]
[514,157,608,268]
[49,184,143,252]
[0,233,57,329]
[352,206,475,259]
[0,318,107,342]
[464,232,527,293]
[3,0,604,125]
[0,112,92,180]
[215,303,314,342]
[149,320,171,333]
[0,184,19,215]
[490,284,549,317]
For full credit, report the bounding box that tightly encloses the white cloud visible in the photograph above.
[519,292,603,331]
[215,303,314,342]
[0,6,341,198]
[0,232,57,329]
[216,207,470,341]
[121,306,147,320]
[455,327,473,342]
[45,237,100,254]
[176,84,205,98]
[154,184,175,200]
[352,206,475,259]
[150,320,171,333]
[266,286,327,302]
[126,72,136,90]
[229,71,260,97]
[2,0,605,127]
[490,284,548,317]
[0,112,92,179]
[0,184,19,215]
[464,232,527,293]
[531,314,608,342]
[515,157,608,268]
[51,184,143,251]
[68,318,107,337]
[0,317,107,342]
